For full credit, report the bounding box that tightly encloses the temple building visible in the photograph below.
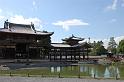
[50,35,91,61]
[0,20,53,59]
[0,21,91,61]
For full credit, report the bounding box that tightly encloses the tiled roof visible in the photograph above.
[73,42,92,48]
[51,43,89,48]
[62,34,84,41]
[0,21,53,35]
[51,43,72,47]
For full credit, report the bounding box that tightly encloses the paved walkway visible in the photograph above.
[0,76,123,82]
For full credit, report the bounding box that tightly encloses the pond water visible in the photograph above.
[1,63,124,79]
[49,64,124,78]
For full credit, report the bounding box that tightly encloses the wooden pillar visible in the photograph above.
[14,47,16,59]
[60,49,63,61]
[36,42,39,59]
[60,53,62,60]
[48,50,49,59]
[26,44,30,65]
[79,53,80,61]
[58,50,60,60]
[74,49,75,60]
[74,54,77,60]
[78,49,80,60]
[59,53,60,61]
[60,49,61,60]
[49,49,52,61]
[50,54,51,61]
[54,53,55,60]
[71,54,72,60]
[66,54,67,61]
[87,48,89,60]
[83,52,85,60]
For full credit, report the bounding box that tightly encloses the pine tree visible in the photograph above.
[107,37,117,54]
[117,40,124,54]
[90,41,107,55]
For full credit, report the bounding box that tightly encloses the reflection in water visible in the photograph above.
[91,68,94,77]
[108,65,120,78]
[80,66,86,72]
[80,65,88,72]
[80,66,82,72]
[104,67,110,78]
[49,64,122,78]
[50,67,61,72]
[95,70,98,78]
[116,67,120,78]
[51,67,54,72]
[57,67,60,72]
[90,67,98,78]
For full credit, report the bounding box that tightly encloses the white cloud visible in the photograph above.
[109,18,117,23]
[106,0,118,11]
[32,0,37,10]
[52,19,89,31]
[0,9,2,13]
[33,0,36,6]
[115,36,124,44]
[0,8,42,30]
[84,36,124,49]
[105,0,124,11]
[0,16,5,20]
[9,15,42,30]
[122,0,124,7]
[0,15,5,27]
[0,9,5,23]
[103,36,124,48]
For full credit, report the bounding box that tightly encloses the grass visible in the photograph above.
[0,67,90,78]
[59,66,89,78]
[0,69,57,76]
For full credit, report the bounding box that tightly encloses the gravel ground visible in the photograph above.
[0,76,123,82]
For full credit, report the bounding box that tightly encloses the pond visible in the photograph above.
[49,64,124,78]
[1,63,124,79]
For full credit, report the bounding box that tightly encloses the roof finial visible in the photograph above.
[88,37,90,43]
[72,34,74,37]
[6,19,8,22]
[4,19,9,29]
[31,22,36,33]
[31,22,34,27]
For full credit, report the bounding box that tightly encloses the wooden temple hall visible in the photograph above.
[0,20,91,61]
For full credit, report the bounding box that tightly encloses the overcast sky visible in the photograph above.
[0,0,124,47]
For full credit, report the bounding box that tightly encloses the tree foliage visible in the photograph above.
[107,37,117,54]
[96,45,108,55]
[90,41,107,55]
[117,40,124,54]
